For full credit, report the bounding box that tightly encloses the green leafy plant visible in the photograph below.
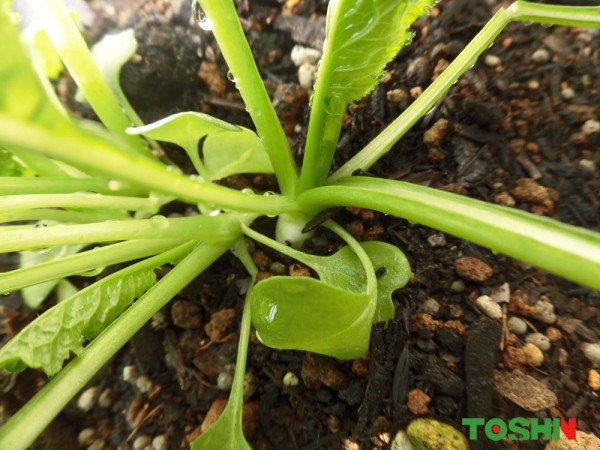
[0,0,599,448]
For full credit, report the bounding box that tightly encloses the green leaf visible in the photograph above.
[20,244,85,308]
[322,0,436,102]
[0,268,156,376]
[191,401,252,450]
[203,127,273,181]
[251,277,373,359]
[128,112,273,180]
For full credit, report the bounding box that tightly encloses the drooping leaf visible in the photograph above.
[0,268,156,376]
[321,0,436,102]
[128,112,273,180]
[251,277,374,359]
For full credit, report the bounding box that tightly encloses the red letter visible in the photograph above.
[559,418,576,441]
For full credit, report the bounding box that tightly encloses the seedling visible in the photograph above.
[0,0,599,448]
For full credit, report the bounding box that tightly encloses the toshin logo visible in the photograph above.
[462,418,577,441]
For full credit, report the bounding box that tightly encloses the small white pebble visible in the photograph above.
[579,159,597,172]
[507,316,528,335]
[484,54,501,67]
[387,88,409,103]
[133,435,152,450]
[97,388,112,408]
[283,372,300,387]
[290,45,322,67]
[476,295,503,319]
[420,298,441,316]
[152,435,168,450]
[561,87,576,100]
[525,333,551,351]
[391,430,415,450]
[532,299,556,324]
[244,372,257,398]
[217,370,234,391]
[78,428,96,447]
[531,48,550,64]
[427,233,446,247]
[77,387,100,412]
[136,375,153,394]
[123,365,138,383]
[298,63,316,91]
[582,119,600,135]
[581,342,600,366]
[523,343,544,366]
[490,282,510,304]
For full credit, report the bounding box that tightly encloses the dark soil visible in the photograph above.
[1,0,600,449]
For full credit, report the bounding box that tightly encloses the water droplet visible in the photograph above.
[34,222,47,229]
[226,71,237,83]
[165,165,180,174]
[193,3,214,31]
[208,210,221,217]
[108,180,122,191]
[150,215,169,229]
[264,191,276,196]
[1,292,11,296]
[241,188,254,195]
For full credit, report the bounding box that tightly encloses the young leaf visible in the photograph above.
[298,0,435,191]
[322,0,436,102]
[128,112,273,180]
[251,277,373,359]
[0,268,156,376]
[242,225,410,322]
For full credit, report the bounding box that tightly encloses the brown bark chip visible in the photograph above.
[454,257,494,282]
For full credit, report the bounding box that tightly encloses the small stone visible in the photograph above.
[450,279,465,292]
[136,376,153,394]
[283,371,300,387]
[510,178,554,212]
[97,388,113,408]
[289,263,310,277]
[407,418,468,450]
[556,317,582,334]
[407,389,431,415]
[494,192,516,207]
[484,54,501,67]
[545,429,600,450]
[391,431,415,450]
[523,343,544,366]
[78,428,96,447]
[426,232,446,247]
[244,372,258,398]
[420,298,440,316]
[589,369,600,390]
[197,61,226,97]
[409,86,422,98]
[494,369,558,411]
[545,327,562,342]
[298,63,316,91]
[290,45,321,67]
[503,346,527,369]
[579,159,596,172]
[454,257,494,282]
[581,342,600,366]
[270,261,286,275]
[490,282,510,304]
[171,300,202,329]
[152,436,167,450]
[507,316,528,335]
[581,119,600,135]
[558,348,569,365]
[476,295,503,319]
[133,435,152,450]
[204,308,236,341]
[387,88,409,103]
[532,297,556,324]
[123,365,138,383]
[423,119,449,149]
[525,333,551,351]
[531,48,550,64]
[217,369,234,391]
[77,387,100,412]
[561,87,576,100]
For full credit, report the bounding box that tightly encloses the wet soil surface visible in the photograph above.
[1,0,600,449]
